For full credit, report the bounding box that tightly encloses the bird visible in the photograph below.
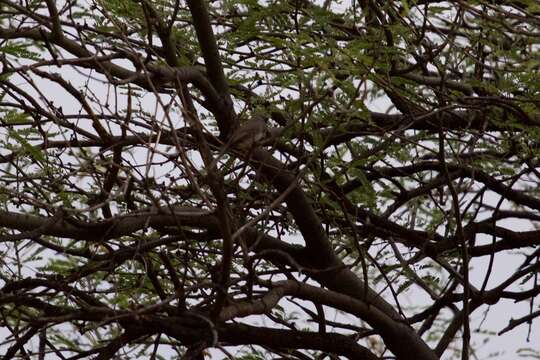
[207,114,268,170]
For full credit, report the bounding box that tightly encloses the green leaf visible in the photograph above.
[0,42,41,60]
[3,109,30,125]
[9,130,46,164]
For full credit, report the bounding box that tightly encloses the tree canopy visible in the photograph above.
[1,0,540,359]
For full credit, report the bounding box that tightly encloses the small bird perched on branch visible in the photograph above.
[208,113,268,170]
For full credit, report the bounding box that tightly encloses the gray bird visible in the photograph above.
[226,113,267,150]
[208,114,268,169]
